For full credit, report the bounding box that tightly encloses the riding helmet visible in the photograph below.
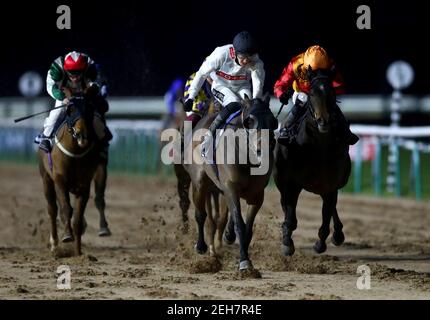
[64,51,88,72]
[233,31,258,56]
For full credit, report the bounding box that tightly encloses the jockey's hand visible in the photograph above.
[280,88,294,104]
[183,99,194,112]
[62,98,70,105]
[62,87,72,99]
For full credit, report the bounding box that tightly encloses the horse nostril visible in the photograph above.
[317,118,326,126]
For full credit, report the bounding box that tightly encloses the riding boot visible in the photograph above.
[333,104,359,145]
[278,103,305,145]
[37,134,52,152]
[201,102,242,158]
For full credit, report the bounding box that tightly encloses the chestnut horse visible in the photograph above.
[38,96,99,255]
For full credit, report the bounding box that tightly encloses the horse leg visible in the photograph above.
[94,161,111,237]
[280,185,301,256]
[223,208,236,245]
[205,192,217,257]
[73,188,90,256]
[216,194,229,249]
[240,192,264,270]
[55,182,74,243]
[330,191,345,246]
[314,191,336,254]
[174,164,191,234]
[192,184,208,254]
[42,174,58,251]
[225,188,249,269]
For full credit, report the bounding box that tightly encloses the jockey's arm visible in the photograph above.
[273,61,295,98]
[188,47,224,100]
[46,60,66,101]
[250,60,265,99]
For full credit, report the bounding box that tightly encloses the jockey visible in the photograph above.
[38,51,110,152]
[274,45,358,145]
[95,63,109,99]
[165,78,185,118]
[183,31,265,158]
[183,72,213,128]
[162,78,185,130]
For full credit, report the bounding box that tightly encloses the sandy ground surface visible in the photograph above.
[0,163,429,300]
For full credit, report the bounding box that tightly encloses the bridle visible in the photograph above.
[306,74,334,121]
[54,97,95,158]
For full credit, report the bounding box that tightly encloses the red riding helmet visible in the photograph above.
[64,51,88,73]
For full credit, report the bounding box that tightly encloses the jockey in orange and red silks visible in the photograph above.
[274,45,357,146]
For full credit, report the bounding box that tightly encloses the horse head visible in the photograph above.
[65,96,94,149]
[305,66,337,133]
[241,93,278,161]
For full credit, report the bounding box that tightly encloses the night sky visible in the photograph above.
[0,0,426,97]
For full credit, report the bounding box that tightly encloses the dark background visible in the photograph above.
[0,0,426,97]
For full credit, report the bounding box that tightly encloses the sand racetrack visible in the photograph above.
[0,163,429,300]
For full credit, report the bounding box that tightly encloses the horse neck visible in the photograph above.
[300,111,334,149]
[225,115,273,176]
[55,124,81,153]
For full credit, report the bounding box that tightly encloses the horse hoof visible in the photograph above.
[223,232,236,245]
[282,244,295,256]
[313,240,327,254]
[62,234,74,243]
[98,227,111,237]
[331,231,345,246]
[239,260,253,270]
[194,243,208,255]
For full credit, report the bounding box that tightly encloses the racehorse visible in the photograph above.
[185,94,278,270]
[172,99,221,234]
[273,67,351,256]
[38,96,100,256]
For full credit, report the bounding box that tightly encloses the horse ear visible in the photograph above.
[306,65,314,80]
[243,94,251,108]
[329,64,336,77]
[263,92,270,105]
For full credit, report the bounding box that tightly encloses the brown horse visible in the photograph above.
[172,100,221,234]
[274,67,351,256]
[38,96,99,255]
[184,94,278,270]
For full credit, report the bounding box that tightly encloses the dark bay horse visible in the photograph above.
[274,67,351,256]
[38,96,100,255]
[184,94,278,270]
